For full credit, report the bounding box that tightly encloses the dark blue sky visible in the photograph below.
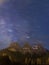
[0,0,49,49]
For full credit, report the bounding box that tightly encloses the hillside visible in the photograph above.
[0,43,49,65]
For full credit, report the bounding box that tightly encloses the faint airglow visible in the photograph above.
[0,0,5,5]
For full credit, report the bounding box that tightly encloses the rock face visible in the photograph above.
[2,43,47,54]
[0,42,48,56]
[32,44,46,54]
[8,42,21,52]
[22,43,32,54]
[0,42,49,65]
[7,42,48,54]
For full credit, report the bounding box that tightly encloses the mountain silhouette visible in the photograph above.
[0,42,49,65]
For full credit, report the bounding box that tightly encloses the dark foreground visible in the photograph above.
[0,43,49,65]
[0,55,49,65]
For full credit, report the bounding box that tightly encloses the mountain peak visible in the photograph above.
[32,44,47,54]
[8,42,21,52]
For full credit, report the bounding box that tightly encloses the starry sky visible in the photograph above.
[0,0,49,49]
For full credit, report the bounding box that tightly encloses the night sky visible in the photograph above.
[0,0,49,49]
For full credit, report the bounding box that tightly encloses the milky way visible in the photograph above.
[0,0,49,49]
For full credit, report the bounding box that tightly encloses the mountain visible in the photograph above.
[8,42,21,52]
[0,42,49,54]
[0,42,49,65]
[32,44,48,54]
[1,42,48,54]
[22,42,32,53]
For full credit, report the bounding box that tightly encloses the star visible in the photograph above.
[26,36,30,39]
